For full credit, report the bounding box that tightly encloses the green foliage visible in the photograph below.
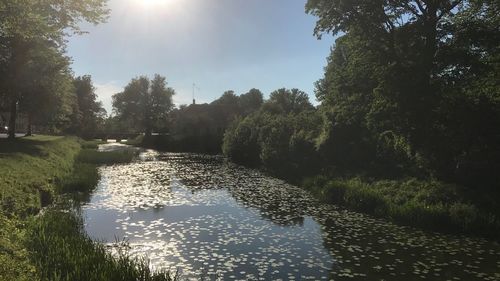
[112,75,175,137]
[302,176,500,237]
[306,0,500,190]
[262,88,314,114]
[28,209,175,281]
[223,90,321,180]
[0,0,109,138]
[69,76,107,138]
[162,88,264,154]
[223,116,261,166]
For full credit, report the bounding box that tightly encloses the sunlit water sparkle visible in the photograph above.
[82,144,500,280]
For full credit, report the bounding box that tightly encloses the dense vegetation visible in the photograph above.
[220,0,500,236]
[128,89,264,153]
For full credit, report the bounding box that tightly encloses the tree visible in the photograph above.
[18,42,75,136]
[112,75,175,137]
[72,75,107,137]
[0,0,108,139]
[239,88,264,116]
[210,90,241,136]
[308,0,500,186]
[149,74,175,134]
[263,88,314,114]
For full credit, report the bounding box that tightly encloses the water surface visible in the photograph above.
[82,144,500,280]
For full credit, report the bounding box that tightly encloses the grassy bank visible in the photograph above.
[0,136,81,216]
[0,136,172,281]
[29,209,174,281]
[302,176,500,238]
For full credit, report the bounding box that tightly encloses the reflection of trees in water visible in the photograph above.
[161,153,306,227]
[228,185,305,227]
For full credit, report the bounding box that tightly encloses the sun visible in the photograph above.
[139,0,171,7]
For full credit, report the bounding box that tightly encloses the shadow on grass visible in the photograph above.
[0,138,44,156]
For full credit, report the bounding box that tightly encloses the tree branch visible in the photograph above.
[415,0,427,15]
[437,0,463,20]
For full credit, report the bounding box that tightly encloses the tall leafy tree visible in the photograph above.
[308,0,500,185]
[149,74,176,135]
[18,41,75,136]
[112,75,175,137]
[0,0,108,139]
[263,88,314,114]
[72,75,107,137]
[239,88,264,116]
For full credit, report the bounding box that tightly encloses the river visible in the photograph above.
[81,143,500,280]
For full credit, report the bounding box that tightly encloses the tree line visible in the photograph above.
[0,0,109,139]
[2,0,498,207]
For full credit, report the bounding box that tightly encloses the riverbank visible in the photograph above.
[302,176,500,239]
[0,136,173,280]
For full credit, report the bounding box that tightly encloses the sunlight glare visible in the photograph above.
[139,0,171,7]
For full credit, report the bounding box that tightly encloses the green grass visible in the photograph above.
[0,136,81,281]
[0,136,81,217]
[302,176,500,238]
[80,139,107,150]
[58,163,100,194]
[28,209,175,281]
[0,213,37,281]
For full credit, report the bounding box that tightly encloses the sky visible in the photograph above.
[67,0,335,114]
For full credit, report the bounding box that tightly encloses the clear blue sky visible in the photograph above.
[67,0,334,114]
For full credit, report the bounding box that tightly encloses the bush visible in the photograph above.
[302,176,500,237]
[222,117,261,166]
[449,203,479,231]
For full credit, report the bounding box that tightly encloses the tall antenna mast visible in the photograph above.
[192,83,200,105]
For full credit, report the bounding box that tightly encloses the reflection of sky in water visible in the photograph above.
[82,145,500,280]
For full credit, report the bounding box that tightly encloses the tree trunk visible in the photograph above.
[145,125,152,139]
[7,99,17,139]
[25,114,32,137]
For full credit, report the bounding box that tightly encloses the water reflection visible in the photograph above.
[82,145,500,280]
